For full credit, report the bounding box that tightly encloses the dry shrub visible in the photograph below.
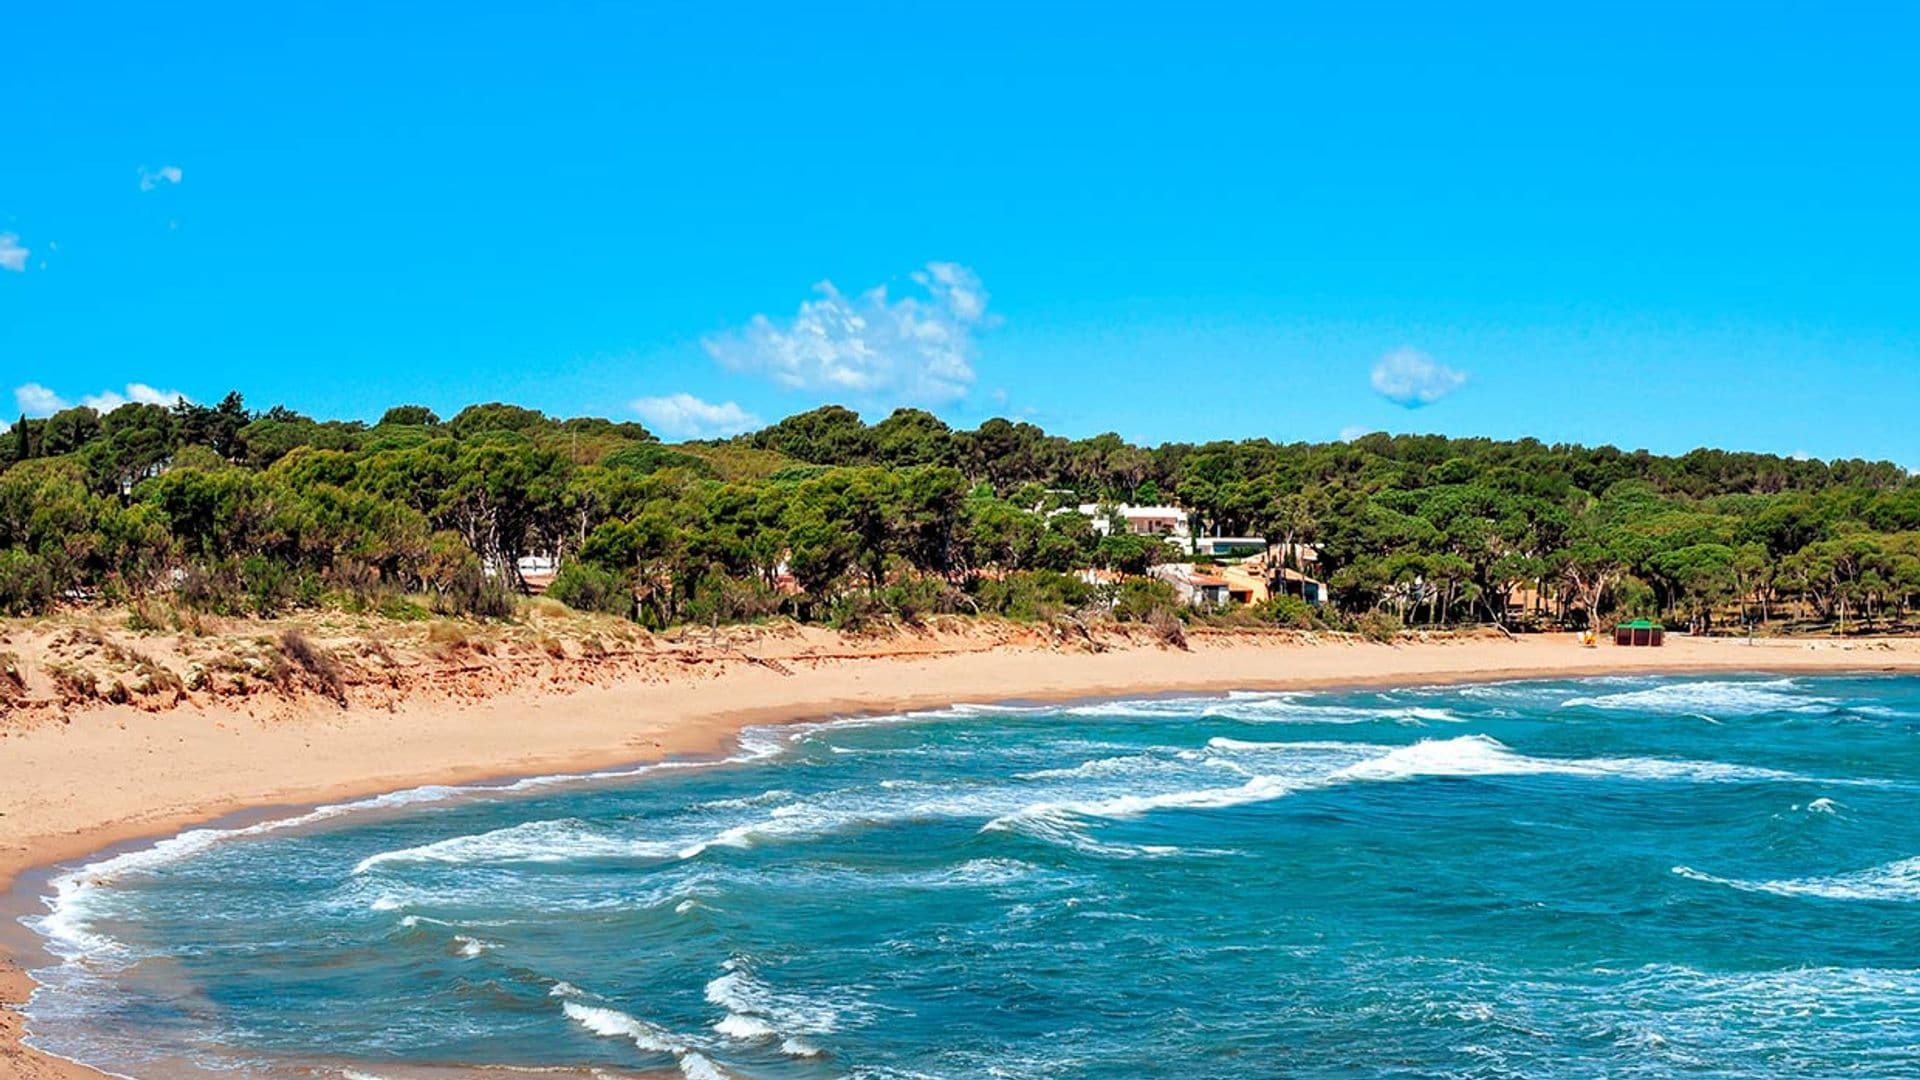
[101,640,185,698]
[54,626,106,656]
[172,606,209,636]
[48,662,99,701]
[1354,610,1405,643]
[279,628,347,703]
[1148,609,1189,650]
[127,599,168,634]
[0,651,25,700]
[100,639,140,667]
[199,650,257,696]
[129,656,185,697]
[207,650,253,675]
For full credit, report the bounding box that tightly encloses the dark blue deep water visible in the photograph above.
[24,674,1920,1078]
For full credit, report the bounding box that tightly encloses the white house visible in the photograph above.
[1193,535,1268,559]
[1149,563,1232,608]
[1060,504,1284,563]
[1075,503,1190,541]
[484,554,560,593]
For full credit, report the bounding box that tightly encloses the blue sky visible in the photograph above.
[3,2,1918,464]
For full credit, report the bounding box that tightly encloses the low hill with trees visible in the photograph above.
[4,395,1918,636]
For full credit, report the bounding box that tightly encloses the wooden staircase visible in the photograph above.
[718,644,794,676]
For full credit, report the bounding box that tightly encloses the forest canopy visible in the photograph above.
[4,394,1918,633]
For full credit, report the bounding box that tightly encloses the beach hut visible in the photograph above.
[1613,619,1665,647]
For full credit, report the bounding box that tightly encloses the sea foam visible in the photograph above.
[1560,677,1827,719]
[984,734,1819,856]
[30,721,802,993]
[703,956,857,1056]
[563,1000,691,1057]
[30,783,470,966]
[1673,857,1920,902]
[353,817,682,874]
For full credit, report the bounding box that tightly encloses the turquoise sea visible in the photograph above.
[22,674,1920,1078]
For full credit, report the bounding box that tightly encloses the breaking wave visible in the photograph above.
[1673,857,1920,902]
[353,818,683,874]
[346,733,1825,875]
[705,956,854,1057]
[1560,677,1830,719]
[984,734,1815,855]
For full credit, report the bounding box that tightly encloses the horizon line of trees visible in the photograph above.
[4,394,1919,634]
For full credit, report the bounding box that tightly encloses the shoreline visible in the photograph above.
[8,630,1920,1078]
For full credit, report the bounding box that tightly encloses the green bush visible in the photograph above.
[713,575,783,622]
[1113,577,1179,623]
[376,595,432,621]
[599,443,714,477]
[242,554,294,617]
[0,549,54,615]
[1355,609,1405,642]
[826,590,885,631]
[971,571,1094,622]
[1613,576,1658,618]
[294,571,329,609]
[880,576,957,622]
[432,564,516,620]
[176,560,244,614]
[1252,594,1321,629]
[674,570,784,627]
[546,563,634,619]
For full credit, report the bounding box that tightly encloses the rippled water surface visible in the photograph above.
[25,674,1920,1078]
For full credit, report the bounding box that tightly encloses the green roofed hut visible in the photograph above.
[1614,619,1665,647]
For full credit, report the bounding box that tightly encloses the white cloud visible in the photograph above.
[916,260,988,322]
[139,165,184,192]
[0,233,27,273]
[13,382,188,417]
[1338,424,1375,442]
[1370,347,1467,407]
[1787,449,1815,462]
[14,383,69,416]
[703,261,989,406]
[129,382,187,406]
[632,393,762,439]
[82,382,189,412]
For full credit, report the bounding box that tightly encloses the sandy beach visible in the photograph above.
[8,628,1920,1078]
